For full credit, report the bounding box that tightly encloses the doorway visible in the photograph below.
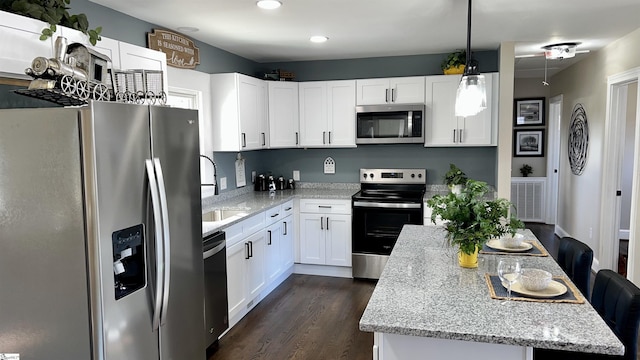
[600,67,640,283]
[546,95,562,226]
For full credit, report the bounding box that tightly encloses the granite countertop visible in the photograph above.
[359,225,624,355]
[201,183,359,236]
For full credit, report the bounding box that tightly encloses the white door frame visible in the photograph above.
[546,95,562,226]
[599,67,640,281]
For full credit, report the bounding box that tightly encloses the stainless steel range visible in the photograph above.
[352,168,426,279]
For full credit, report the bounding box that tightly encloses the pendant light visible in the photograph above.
[454,0,487,117]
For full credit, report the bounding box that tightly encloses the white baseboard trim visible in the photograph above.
[554,224,570,238]
[620,229,630,240]
[293,263,353,278]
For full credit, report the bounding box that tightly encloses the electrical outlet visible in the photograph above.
[293,170,300,181]
[220,177,227,190]
[251,171,256,184]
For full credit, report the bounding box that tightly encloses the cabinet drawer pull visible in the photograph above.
[328,131,332,144]
[262,132,266,146]
[267,230,272,245]
[283,221,288,235]
[295,132,299,145]
[453,129,456,143]
[318,205,332,209]
[320,216,324,230]
[322,131,326,144]
[459,129,463,143]
[242,133,247,147]
[245,242,250,259]
[249,241,253,258]
[326,217,329,230]
[284,207,292,211]
[385,88,389,103]
[270,213,279,218]
[391,88,396,102]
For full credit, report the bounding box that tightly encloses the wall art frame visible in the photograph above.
[514,97,545,126]
[514,129,545,157]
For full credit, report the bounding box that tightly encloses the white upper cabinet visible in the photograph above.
[299,80,356,148]
[424,73,497,147]
[268,81,299,148]
[0,10,55,78]
[356,76,425,105]
[211,73,268,152]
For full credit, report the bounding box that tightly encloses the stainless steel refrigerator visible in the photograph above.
[0,101,204,359]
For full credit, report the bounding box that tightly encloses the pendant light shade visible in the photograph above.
[454,0,487,117]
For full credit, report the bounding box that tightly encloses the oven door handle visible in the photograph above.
[353,201,422,209]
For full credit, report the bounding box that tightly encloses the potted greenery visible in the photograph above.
[441,50,466,75]
[426,180,524,268]
[520,164,533,177]
[444,163,468,194]
[1,0,102,45]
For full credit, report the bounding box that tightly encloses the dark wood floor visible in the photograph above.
[209,274,376,360]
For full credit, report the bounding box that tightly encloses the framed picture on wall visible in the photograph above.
[514,130,545,157]
[514,98,545,126]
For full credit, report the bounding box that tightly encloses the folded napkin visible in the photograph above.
[485,273,585,304]
[479,240,549,257]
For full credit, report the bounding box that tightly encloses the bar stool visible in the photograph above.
[557,236,593,296]
[534,269,640,360]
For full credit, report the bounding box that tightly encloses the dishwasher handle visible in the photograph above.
[203,231,226,259]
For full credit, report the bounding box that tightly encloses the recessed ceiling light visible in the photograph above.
[310,36,328,43]
[257,0,282,10]
[177,26,199,33]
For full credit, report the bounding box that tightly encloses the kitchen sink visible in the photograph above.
[202,209,248,222]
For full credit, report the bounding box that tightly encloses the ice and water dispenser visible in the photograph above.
[112,224,145,300]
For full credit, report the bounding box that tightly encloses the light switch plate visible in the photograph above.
[220,177,227,190]
[293,170,300,181]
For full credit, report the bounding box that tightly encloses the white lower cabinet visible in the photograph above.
[226,229,266,322]
[299,199,352,267]
[225,200,295,328]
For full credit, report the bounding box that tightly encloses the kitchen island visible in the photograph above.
[359,225,624,360]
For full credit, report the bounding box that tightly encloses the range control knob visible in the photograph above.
[411,173,415,178]
[418,173,423,178]
[369,173,374,179]
[363,173,367,179]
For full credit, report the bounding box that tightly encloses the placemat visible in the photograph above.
[484,273,585,304]
[479,240,549,257]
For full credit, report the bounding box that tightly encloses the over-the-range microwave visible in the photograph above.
[355,104,425,144]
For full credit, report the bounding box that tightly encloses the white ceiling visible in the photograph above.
[89,0,640,79]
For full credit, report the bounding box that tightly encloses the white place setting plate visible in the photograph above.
[486,239,533,252]
[504,280,568,298]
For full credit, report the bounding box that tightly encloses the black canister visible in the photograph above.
[255,174,267,191]
[287,179,295,189]
[277,176,286,190]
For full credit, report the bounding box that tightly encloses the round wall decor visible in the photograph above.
[568,104,589,175]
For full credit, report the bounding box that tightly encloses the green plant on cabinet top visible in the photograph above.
[1,0,102,45]
[441,50,466,74]
[426,180,524,255]
[520,164,533,177]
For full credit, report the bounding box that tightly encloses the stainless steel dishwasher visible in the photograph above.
[203,230,228,354]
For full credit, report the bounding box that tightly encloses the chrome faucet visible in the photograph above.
[199,155,218,195]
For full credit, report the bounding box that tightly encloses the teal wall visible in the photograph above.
[213,145,496,189]
[5,2,500,190]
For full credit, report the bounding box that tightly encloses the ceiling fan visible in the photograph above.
[515,42,589,85]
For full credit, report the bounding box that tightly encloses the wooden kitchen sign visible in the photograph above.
[147,29,200,69]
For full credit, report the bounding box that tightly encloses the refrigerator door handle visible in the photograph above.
[153,158,172,326]
[145,159,165,331]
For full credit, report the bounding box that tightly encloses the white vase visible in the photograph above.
[450,184,463,195]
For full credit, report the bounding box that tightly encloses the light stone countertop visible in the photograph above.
[359,225,624,355]
[201,184,359,237]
